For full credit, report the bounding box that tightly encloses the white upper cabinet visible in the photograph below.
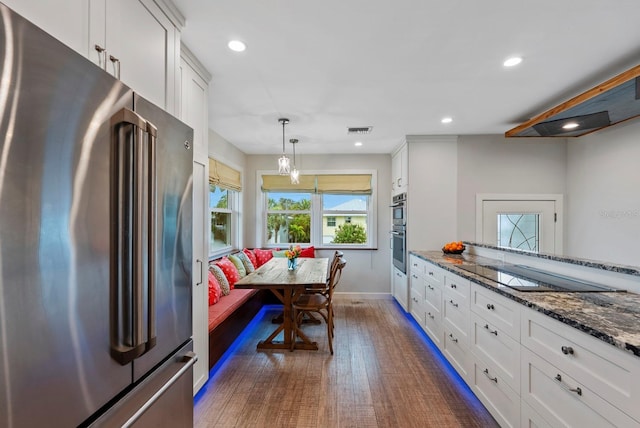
[89,0,181,114]
[179,46,211,162]
[2,0,88,56]
[391,143,408,195]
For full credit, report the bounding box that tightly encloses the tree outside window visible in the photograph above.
[210,184,233,253]
[266,192,311,244]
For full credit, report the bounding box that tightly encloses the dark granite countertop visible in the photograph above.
[409,250,640,359]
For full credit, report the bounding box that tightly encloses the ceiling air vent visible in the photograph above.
[347,126,372,134]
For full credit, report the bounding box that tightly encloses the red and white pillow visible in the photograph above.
[208,271,222,305]
[243,248,258,267]
[215,256,240,289]
[253,248,273,267]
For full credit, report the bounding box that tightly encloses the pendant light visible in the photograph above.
[289,138,300,184]
[277,118,290,175]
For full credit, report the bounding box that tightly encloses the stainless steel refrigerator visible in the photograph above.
[0,3,195,427]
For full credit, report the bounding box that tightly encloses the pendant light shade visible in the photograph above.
[289,138,300,184]
[278,118,290,175]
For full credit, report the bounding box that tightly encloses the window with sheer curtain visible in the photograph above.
[260,172,376,248]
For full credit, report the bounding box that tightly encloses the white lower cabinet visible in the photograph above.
[393,268,408,311]
[521,348,638,427]
[469,358,520,428]
[416,259,640,428]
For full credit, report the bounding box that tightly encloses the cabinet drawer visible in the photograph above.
[470,284,520,340]
[443,324,470,380]
[444,273,470,305]
[424,301,442,348]
[424,263,444,284]
[470,312,520,392]
[522,348,638,428]
[521,401,554,428]
[409,255,426,276]
[522,308,640,421]
[409,286,425,326]
[470,359,520,428]
[442,297,468,344]
[424,279,442,311]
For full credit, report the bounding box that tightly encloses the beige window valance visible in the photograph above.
[261,173,372,194]
[209,158,242,192]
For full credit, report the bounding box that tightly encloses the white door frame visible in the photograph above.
[475,193,563,254]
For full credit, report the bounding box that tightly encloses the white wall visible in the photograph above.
[566,120,640,266]
[456,135,567,243]
[244,154,392,294]
[208,129,246,169]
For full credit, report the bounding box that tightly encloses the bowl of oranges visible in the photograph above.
[442,241,465,254]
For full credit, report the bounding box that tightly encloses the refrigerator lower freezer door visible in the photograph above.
[88,340,196,427]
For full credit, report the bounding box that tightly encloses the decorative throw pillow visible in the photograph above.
[215,256,240,289]
[253,248,273,267]
[299,246,315,258]
[243,248,258,268]
[209,264,230,296]
[208,271,222,305]
[271,249,287,258]
[228,254,247,277]
[237,251,255,273]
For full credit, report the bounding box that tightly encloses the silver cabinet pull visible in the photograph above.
[561,346,574,355]
[428,271,434,276]
[486,303,495,310]
[427,312,435,319]
[484,324,498,335]
[448,333,458,343]
[196,259,203,286]
[449,299,458,308]
[110,54,121,79]
[555,374,582,396]
[94,44,107,69]
[427,284,434,290]
[450,283,457,289]
[412,274,418,279]
[483,368,498,383]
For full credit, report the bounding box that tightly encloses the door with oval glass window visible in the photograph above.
[476,196,562,254]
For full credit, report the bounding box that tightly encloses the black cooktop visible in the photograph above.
[457,263,624,292]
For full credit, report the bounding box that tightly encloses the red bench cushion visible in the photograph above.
[208,289,259,332]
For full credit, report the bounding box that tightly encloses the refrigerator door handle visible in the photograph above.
[145,120,157,353]
[110,108,151,365]
[121,351,198,428]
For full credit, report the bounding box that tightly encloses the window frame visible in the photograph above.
[209,184,239,258]
[257,170,377,250]
[264,192,313,246]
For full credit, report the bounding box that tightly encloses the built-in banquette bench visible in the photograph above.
[207,246,315,369]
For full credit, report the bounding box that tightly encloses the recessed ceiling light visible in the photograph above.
[503,56,522,67]
[228,40,246,52]
[562,122,579,130]
[354,141,363,147]
[441,117,453,124]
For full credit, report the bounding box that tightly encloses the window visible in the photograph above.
[210,184,235,254]
[208,158,242,257]
[265,192,311,245]
[259,172,376,249]
[322,195,367,244]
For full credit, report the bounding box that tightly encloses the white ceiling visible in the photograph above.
[173,0,640,155]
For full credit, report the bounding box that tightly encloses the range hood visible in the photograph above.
[506,64,640,138]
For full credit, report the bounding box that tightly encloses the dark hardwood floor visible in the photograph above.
[194,299,499,428]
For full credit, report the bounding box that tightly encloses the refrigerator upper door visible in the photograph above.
[0,5,135,427]
[130,95,193,381]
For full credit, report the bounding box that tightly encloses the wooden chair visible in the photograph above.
[291,257,346,354]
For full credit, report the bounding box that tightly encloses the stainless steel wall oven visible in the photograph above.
[390,193,407,273]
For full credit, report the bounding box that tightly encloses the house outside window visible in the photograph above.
[327,216,336,227]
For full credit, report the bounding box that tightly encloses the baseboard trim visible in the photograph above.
[333,292,393,301]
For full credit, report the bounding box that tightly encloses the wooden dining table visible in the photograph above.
[234,257,329,351]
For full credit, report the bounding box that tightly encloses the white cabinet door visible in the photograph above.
[90,0,179,113]
[191,160,208,394]
[3,0,88,56]
[391,144,408,195]
[180,57,209,162]
[392,268,408,311]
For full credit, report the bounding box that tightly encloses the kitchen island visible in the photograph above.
[407,244,640,427]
